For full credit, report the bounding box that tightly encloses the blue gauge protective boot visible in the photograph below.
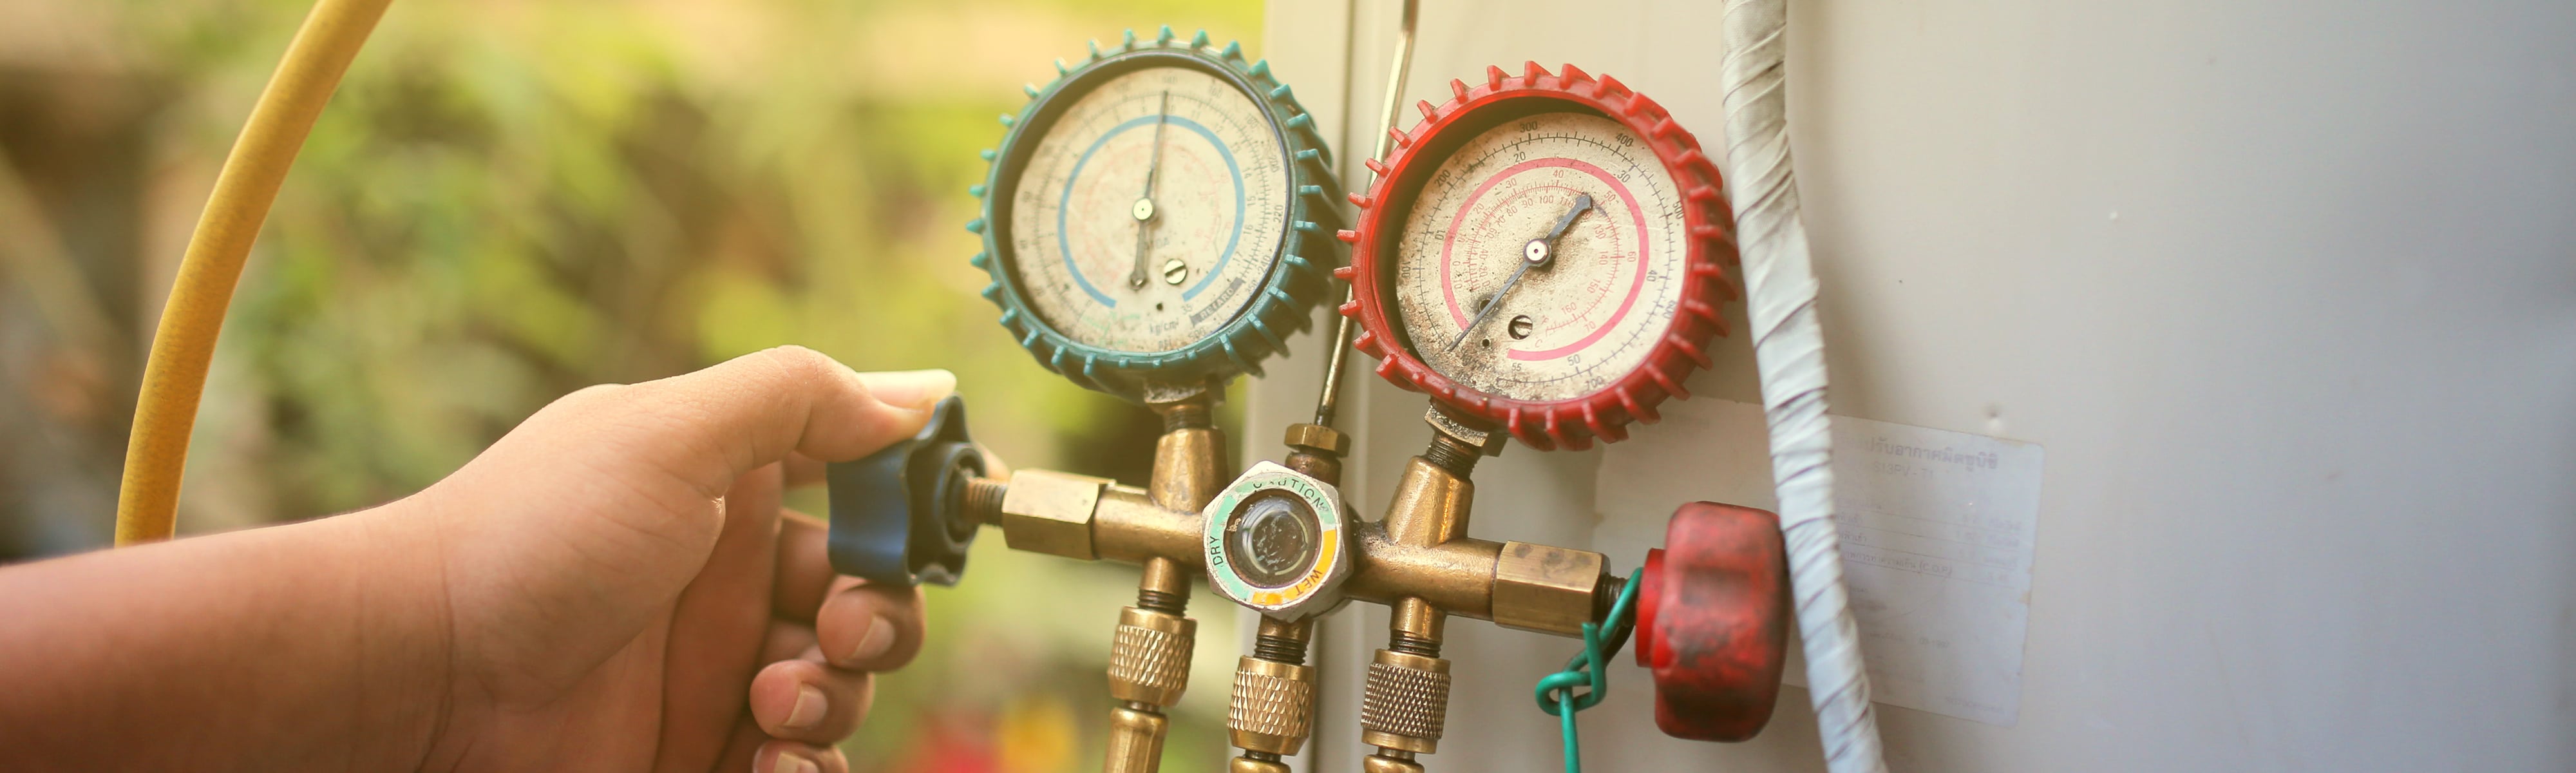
[965,26,1347,401]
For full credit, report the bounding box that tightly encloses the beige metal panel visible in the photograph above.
[1260,1,2576,771]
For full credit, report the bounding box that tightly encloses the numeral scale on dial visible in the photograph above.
[1007,65,1291,354]
[1393,113,1690,403]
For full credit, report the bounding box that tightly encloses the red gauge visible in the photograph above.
[1336,62,1738,451]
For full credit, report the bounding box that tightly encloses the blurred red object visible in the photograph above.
[1634,501,1790,742]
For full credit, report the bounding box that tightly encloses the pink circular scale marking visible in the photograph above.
[1435,156,1651,363]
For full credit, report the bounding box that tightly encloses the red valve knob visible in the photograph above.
[1634,501,1790,742]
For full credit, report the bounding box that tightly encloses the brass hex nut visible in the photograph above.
[1281,423,1350,455]
[1490,541,1607,635]
[998,469,1109,560]
[1423,406,1506,456]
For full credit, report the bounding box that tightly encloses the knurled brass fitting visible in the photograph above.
[1359,649,1452,754]
[1227,656,1318,754]
[1107,607,1195,707]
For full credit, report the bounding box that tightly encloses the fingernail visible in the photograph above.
[862,369,956,411]
[782,684,826,731]
[768,751,820,773]
[847,614,896,665]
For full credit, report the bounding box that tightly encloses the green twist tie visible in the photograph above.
[1532,571,1643,773]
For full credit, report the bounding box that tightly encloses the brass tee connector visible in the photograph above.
[1102,385,1227,773]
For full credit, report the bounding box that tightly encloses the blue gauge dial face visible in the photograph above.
[1006,64,1290,354]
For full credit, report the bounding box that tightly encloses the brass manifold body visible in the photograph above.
[960,387,1618,773]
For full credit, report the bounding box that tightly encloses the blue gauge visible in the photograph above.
[971,28,1344,397]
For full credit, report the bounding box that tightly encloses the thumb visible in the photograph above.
[612,347,956,501]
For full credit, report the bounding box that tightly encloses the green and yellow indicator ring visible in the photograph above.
[1202,461,1351,620]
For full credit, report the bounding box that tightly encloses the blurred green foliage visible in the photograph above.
[1,0,1265,769]
[135,0,1256,513]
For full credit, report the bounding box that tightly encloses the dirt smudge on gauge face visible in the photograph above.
[1444,305,1512,380]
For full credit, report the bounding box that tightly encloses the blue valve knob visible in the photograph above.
[826,396,984,586]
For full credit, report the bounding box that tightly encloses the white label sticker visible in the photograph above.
[1595,399,2043,726]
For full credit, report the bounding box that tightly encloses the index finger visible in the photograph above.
[620,347,955,500]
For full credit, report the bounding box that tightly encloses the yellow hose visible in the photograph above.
[113,0,392,546]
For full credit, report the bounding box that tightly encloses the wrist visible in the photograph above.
[319,497,460,768]
[0,499,460,770]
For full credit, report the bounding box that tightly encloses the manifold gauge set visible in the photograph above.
[824,25,1792,773]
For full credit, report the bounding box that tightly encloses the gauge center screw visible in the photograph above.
[1162,258,1189,286]
[1133,198,1157,222]
[1448,194,1595,351]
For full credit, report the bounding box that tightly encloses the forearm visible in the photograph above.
[0,503,450,770]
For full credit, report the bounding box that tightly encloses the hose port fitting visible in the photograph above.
[1228,656,1318,756]
[1360,648,1452,754]
[1108,607,1196,708]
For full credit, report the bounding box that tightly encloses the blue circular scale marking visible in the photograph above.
[1055,112,1246,308]
[971,31,1349,401]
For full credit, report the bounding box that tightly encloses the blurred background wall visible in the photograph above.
[0,0,1266,769]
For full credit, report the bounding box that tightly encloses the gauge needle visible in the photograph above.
[1128,91,1171,290]
[1448,194,1593,350]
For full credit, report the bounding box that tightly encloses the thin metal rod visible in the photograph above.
[1313,0,1419,428]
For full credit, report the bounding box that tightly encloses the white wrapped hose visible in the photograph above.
[1718,1,1890,770]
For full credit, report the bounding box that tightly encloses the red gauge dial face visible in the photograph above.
[1391,113,1689,403]
[1340,63,1734,450]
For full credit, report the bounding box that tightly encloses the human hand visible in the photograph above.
[399,347,952,772]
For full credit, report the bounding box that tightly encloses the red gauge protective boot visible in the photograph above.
[1634,501,1791,742]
